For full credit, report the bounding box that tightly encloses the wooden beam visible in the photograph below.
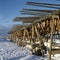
[21,9,55,13]
[21,12,49,16]
[26,2,60,6]
[26,2,60,9]
[14,16,41,22]
[34,24,45,56]
[48,15,55,60]
[27,4,60,9]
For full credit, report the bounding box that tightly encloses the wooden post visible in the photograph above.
[31,24,35,43]
[31,24,35,53]
[56,16,60,31]
[12,33,14,42]
[10,34,13,41]
[48,15,55,60]
[25,28,30,41]
[35,24,44,56]
[13,33,15,42]
[22,29,25,50]
[15,32,18,45]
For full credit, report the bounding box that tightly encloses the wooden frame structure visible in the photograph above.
[8,1,60,60]
[9,11,60,60]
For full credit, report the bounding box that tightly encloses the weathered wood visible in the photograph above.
[9,8,60,60]
[32,24,35,43]
[26,2,60,6]
[22,29,25,50]
[14,16,41,22]
[48,15,55,60]
[26,2,60,9]
[35,24,45,56]
[51,48,60,54]
[21,9,55,13]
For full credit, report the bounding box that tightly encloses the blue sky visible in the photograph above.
[0,0,60,27]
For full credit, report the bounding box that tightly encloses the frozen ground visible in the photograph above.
[0,38,60,60]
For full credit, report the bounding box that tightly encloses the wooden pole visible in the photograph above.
[48,15,55,60]
[56,16,60,31]
[31,24,35,53]
[35,24,44,56]
[22,29,25,50]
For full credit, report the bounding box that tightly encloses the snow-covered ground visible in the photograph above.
[0,38,60,60]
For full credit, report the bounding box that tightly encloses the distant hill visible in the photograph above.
[0,25,11,36]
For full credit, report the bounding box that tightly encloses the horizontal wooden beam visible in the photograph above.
[21,12,49,16]
[21,11,50,13]
[26,2,60,9]
[26,2,60,6]
[22,9,55,13]
[20,10,50,15]
[27,5,60,9]
[14,16,41,21]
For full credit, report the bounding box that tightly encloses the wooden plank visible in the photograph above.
[22,29,25,50]
[14,16,41,22]
[51,48,60,54]
[28,4,60,9]
[26,2,60,9]
[21,9,55,13]
[26,2,60,6]
[21,12,49,16]
[48,15,55,60]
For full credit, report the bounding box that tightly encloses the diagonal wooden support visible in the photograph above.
[48,15,59,60]
[31,24,35,45]
[34,24,45,56]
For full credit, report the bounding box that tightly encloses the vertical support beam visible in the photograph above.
[56,15,60,32]
[48,15,55,60]
[10,33,12,40]
[20,30,23,46]
[12,33,14,42]
[30,24,35,53]
[16,31,19,46]
[31,24,35,44]
[32,24,35,39]
[35,24,44,56]
[25,28,30,40]
[22,29,25,50]
[15,32,17,43]
[13,33,16,42]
